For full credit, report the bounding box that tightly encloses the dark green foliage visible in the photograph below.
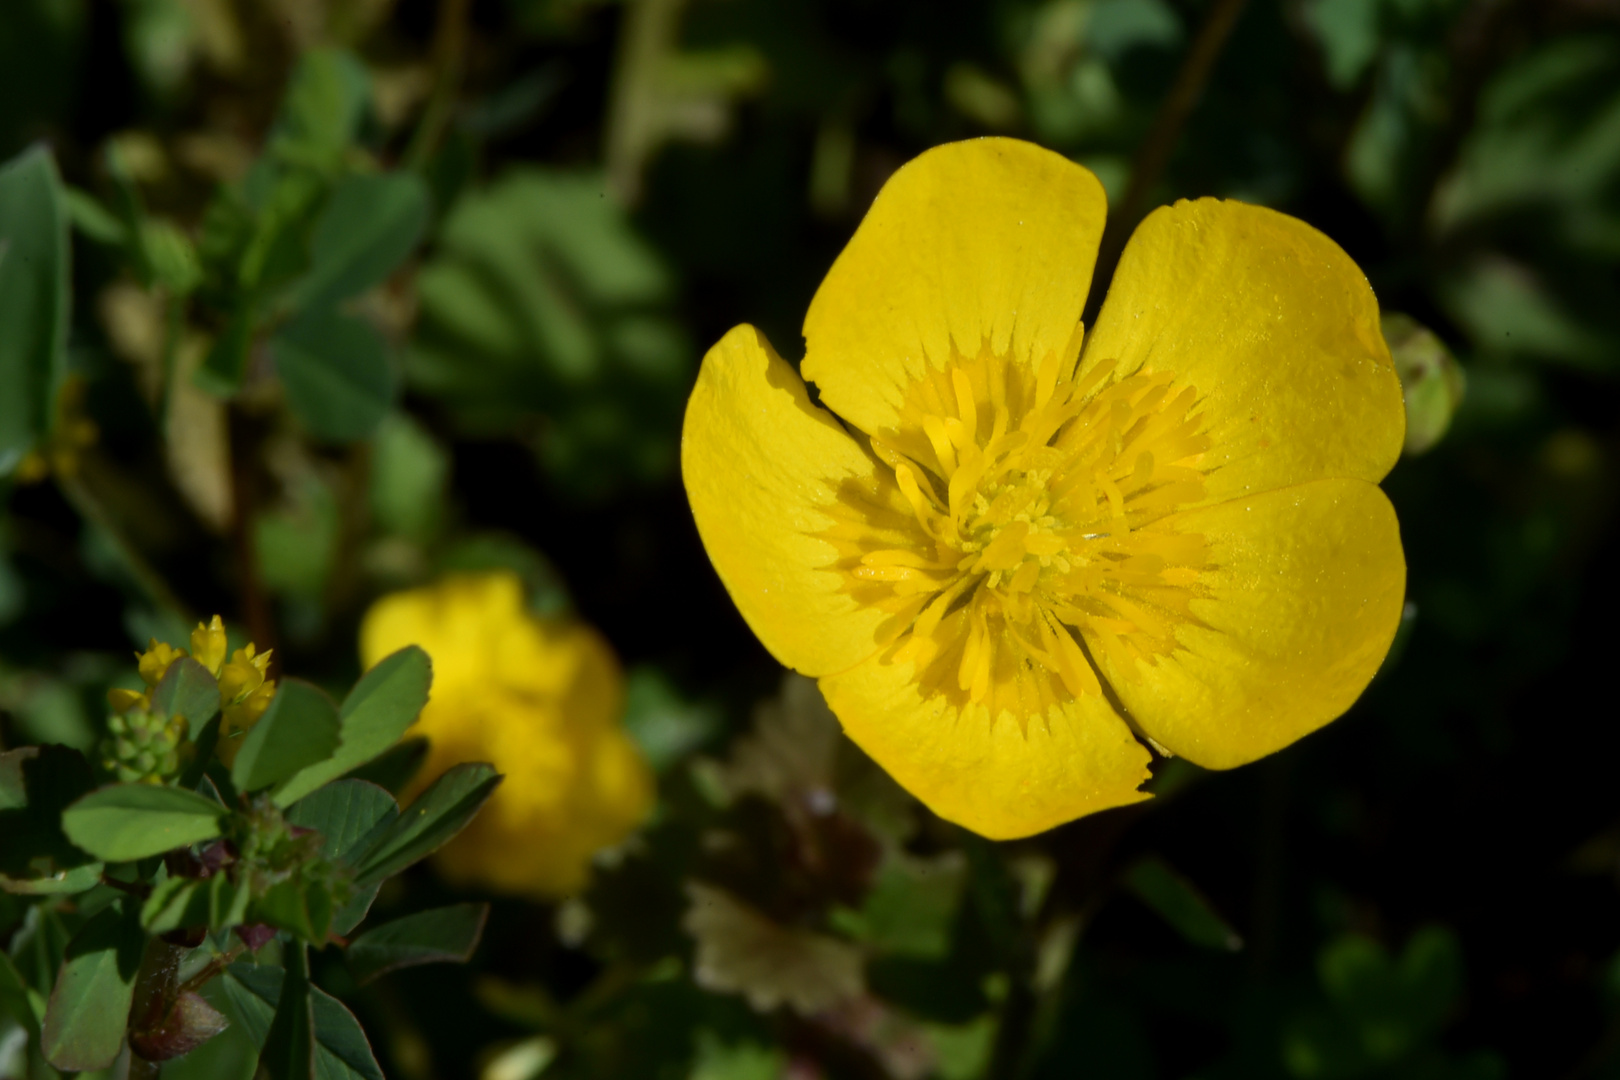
[0,744,102,894]
[0,145,67,476]
[346,902,489,984]
[1,1,1618,1078]
[353,763,502,887]
[40,902,144,1070]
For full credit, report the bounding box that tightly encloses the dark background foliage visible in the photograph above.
[2,0,1619,1077]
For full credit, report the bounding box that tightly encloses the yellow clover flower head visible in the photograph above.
[682,138,1408,840]
[360,572,654,899]
[116,617,277,766]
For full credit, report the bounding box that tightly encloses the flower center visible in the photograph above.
[823,346,1213,716]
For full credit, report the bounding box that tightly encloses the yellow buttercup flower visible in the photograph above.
[360,572,654,899]
[682,138,1407,840]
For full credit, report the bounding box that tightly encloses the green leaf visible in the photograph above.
[255,876,337,945]
[231,679,342,795]
[62,186,129,246]
[196,301,255,396]
[274,647,431,806]
[61,782,226,861]
[0,948,44,1036]
[141,873,251,935]
[1317,926,1463,1056]
[285,779,398,935]
[285,780,400,863]
[0,144,69,476]
[407,168,691,496]
[272,309,397,442]
[1123,857,1242,952]
[346,903,489,985]
[354,763,501,887]
[295,172,430,310]
[151,657,223,738]
[270,49,371,174]
[342,736,429,796]
[41,903,144,1071]
[259,944,316,1080]
[224,960,385,1080]
[369,413,449,542]
[0,744,102,894]
[846,852,967,961]
[622,667,719,772]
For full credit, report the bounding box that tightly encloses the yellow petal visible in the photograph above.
[1083,199,1404,502]
[189,615,228,676]
[818,654,1152,840]
[802,138,1106,437]
[1092,478,1406,770]
[682,324,892,677]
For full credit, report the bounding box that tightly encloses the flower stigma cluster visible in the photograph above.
[832,348,1210,718]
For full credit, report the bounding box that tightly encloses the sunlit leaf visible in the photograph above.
[61,782,226,861]
[232,680,342,795]
[274,647,431,806]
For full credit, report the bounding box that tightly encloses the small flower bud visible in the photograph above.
[189,615,229,676]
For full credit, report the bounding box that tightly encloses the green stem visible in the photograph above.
[403,0,472,171]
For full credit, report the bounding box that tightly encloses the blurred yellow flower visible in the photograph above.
[682,138,1407,840]
[361,572,653,899]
